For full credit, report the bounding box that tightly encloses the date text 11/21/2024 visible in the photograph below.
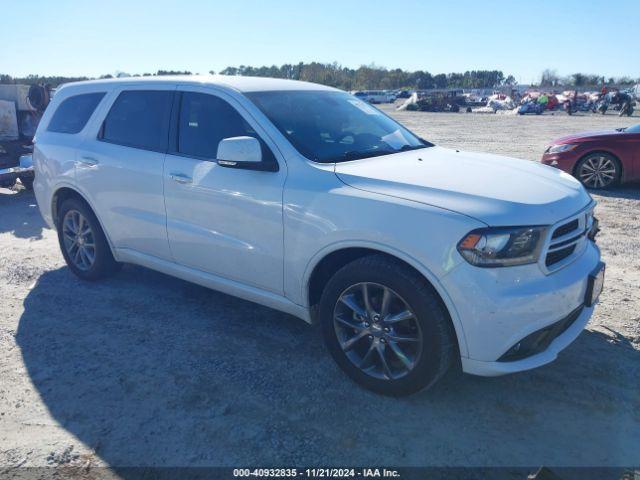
[232,468,401,478]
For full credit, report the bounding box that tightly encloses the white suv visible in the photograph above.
[33,76,604,395]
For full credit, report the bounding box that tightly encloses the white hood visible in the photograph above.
[334,146,592,226]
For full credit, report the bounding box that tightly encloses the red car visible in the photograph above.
[542,124,640,189]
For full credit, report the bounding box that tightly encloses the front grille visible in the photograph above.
[545,245,576,267]
[552,219,579,239]
[498,306,584,361]
[544,210,593,271]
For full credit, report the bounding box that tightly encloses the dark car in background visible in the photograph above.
[542,124,640,189]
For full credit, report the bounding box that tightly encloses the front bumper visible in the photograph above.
[461,305,592,376]
[442,240,601,376]
[541,151,579,174]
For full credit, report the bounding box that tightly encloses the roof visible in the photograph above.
[60,75,339,93]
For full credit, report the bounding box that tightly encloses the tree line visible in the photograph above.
[1,64,637,90]
[0,66,511,90]
[217,63,514,90]
[539,69,637,88]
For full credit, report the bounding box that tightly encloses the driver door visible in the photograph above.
[163,88,286,294]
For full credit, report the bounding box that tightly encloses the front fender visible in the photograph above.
[300,240,470,357]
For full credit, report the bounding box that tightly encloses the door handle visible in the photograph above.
[78,156,99,167]
[169,173,193,184]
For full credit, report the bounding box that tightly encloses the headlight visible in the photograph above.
[547,143,577,154]
[457,226,548,267]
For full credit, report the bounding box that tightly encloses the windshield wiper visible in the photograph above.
[338,144,430,162]
[340,149,397,161]
[399,144,429,152]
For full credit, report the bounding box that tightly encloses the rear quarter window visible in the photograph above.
[100,90,173,152]
[47,92,106,134]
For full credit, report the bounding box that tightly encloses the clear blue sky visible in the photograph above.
[1,0,638,84]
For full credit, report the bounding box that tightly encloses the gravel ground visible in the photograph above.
[1,108,639,473]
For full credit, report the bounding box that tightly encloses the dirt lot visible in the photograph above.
[1,109,639,472]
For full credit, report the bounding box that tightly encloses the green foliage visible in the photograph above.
[2,65,510,90]
[538,70,635,88]
[0,70,191,87]
[0,73,89,86]
[1,65,637,90]
[218,63,509,90]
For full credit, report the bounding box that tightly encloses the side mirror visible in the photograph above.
[216,136,262,168]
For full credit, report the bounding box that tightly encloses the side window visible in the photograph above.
[47,92,105,134]
[101,90,173,152]
[177,92,277,166]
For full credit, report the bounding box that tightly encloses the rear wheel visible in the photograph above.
[575,153,620,189]
[319,255,455,396]
[56,198,121,280]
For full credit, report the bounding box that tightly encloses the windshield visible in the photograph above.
[624,124,640,133]
[245,90,431,163]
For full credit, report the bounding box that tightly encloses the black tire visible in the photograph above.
[619,103,634,117]
[19,176,34,190]
[56,197,121,280]
[574,153,621,189]
[319,255,455,396]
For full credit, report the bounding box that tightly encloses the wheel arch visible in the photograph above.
[303,243,468,357]
[51,185,118,258]
[52,186,85,226]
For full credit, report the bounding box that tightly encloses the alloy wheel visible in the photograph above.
[333,282,422,380]
[62,210,96,271]
[579,156,617,188]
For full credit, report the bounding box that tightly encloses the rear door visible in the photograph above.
[163,87,286,293]
[76,85,175,259]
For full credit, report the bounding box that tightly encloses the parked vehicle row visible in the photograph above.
[352,90,396,104]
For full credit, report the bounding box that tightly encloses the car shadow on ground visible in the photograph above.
[0,189,47,239]
[588,183,640,201]
[15,265,640,468]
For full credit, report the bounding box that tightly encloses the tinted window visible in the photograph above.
[47,92,105,134]
[177,92,276,165]
[102,90,173,151]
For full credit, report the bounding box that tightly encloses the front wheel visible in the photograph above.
[319,255,455,396]
[575,153,620,189]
